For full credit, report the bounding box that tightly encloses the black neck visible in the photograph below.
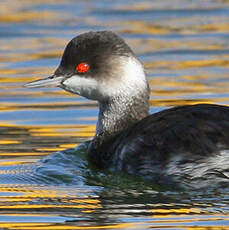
[95,89,150,144]
[88,88,149,168]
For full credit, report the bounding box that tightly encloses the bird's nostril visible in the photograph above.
[48,74,55,79]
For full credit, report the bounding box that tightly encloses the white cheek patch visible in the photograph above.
[61,56,148,101]
[62,75,100,100]
[99,56,148,98]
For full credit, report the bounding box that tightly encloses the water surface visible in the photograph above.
[0,0,229,229]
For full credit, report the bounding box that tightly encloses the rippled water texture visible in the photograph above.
[0,0,229,229]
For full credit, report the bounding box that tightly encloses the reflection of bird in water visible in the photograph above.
[25,31,229,189]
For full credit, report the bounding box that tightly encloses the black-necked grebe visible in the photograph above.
[25,31,229,189]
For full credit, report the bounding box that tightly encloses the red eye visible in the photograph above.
[77,62,90,73]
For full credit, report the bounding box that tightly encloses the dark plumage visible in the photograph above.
[56,31,135,78]
[25,31,229,189]
[89,104,229,188]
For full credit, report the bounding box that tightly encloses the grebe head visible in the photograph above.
[25,31,150,138]
[25,31,149,102]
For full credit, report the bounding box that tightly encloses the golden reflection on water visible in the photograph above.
[0,0,69,23]
[0,123,95,157]
[0,185,105,229]
[146,58,229,70]
[0,181,228,229]
[0,223,134,230]
[0,11,56,23]
[124,20,229,35]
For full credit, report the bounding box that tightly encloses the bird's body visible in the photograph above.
[89,104,229,188]
[25,31,229,189]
